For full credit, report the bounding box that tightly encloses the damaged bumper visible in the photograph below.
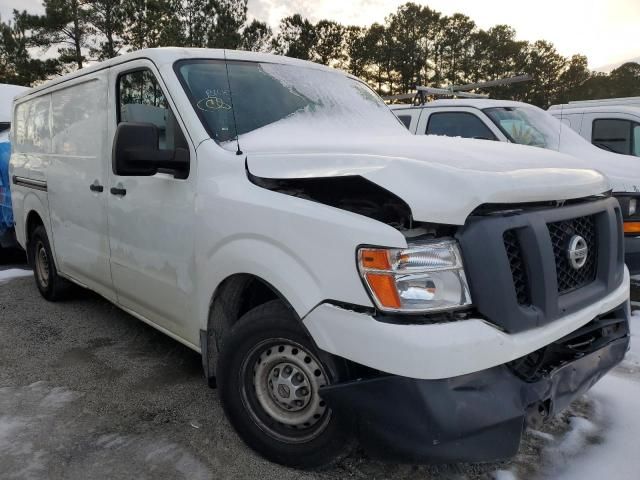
[320,303,629,463]
[624,236,640,275]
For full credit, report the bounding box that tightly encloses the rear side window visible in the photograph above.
[426,112,496,140]
[13,96,51,154]
[397,115,412,129]
[117,69,188,152]
[592,118,639,156]
[51,79,105,156]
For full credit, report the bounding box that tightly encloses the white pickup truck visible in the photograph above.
[10,48,630,468]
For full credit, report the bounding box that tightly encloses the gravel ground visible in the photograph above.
[0,251,622,480]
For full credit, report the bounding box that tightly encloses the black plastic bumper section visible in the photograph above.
[321,303,630,463]
[624,236,640,275]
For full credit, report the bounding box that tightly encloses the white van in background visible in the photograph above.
[392,99,640,274]
[549,97,640,157]
[0,83,30,253]
[10,48,630,468]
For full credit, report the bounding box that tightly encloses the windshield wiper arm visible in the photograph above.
[593,142,617,153]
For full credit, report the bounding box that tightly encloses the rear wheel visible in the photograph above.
[217,300,354,468]
[29,225,70,301]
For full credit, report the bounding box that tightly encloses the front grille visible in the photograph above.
[547,215,597,294]
[503,230,530,305]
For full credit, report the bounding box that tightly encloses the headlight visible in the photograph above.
[357,240,472,313]
[629,198,637,217]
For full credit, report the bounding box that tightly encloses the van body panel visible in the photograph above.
[194,140,406,327]
[47,73,114,299]
[11,97,54,252]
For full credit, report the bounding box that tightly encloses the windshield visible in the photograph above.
[484,106,561,150]
[175,60,406,151]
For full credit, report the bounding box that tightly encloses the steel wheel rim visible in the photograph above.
[240,338,331,444]
[35,240,50,289]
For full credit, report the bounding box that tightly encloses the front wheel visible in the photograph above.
[217,300,354,468]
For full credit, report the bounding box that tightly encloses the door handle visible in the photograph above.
[110,187,127,196]
[89,183,104,193]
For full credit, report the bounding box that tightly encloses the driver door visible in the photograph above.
[106,61,198,344]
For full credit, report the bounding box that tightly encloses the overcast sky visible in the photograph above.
[2,0,638,71]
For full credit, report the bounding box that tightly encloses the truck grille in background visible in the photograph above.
[503,230,530,305]
[548,215,597,294]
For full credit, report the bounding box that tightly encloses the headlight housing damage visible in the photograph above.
[358,240,472,313]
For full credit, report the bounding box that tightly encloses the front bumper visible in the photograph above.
[303,267,629,380]
[321,304,629,463]
[625,236,640,275]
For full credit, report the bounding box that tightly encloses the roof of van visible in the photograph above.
[0,83,30,121]
[549,97,640,109]
[548,105,640,116]
[14,47,346,101]
[389,98,528,110]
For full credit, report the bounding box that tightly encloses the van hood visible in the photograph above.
[245,134,609,225]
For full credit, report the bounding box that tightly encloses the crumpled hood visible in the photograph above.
[245,134,609,225]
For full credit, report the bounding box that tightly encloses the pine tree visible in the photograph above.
[28,0,93,70]
[240,20,272,52]
[273,14,316,60]
[0,11,59,85]
[87,0,125,59]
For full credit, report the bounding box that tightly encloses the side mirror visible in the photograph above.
[112,122,189,179]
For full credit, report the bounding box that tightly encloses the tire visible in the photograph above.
[217,300,354,469]
[28,225,70,301]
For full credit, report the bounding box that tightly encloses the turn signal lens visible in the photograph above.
[359,249,391,270]
[624,221,640,234]
[365,273,401,309]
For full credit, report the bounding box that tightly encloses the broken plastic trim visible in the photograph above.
[246,160,414,230]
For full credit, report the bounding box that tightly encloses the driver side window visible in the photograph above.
[117,69,188,152]
[426,112,497,140]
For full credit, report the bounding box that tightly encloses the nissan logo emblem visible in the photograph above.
[567,235,588,270]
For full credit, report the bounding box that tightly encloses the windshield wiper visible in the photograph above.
[593,142,617,153]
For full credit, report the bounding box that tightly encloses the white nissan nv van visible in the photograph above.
[549,97,640,157]
[10,48,630,468]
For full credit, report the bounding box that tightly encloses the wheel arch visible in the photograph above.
[201,273,301,385]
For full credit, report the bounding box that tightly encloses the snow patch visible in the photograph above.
[0,268,32,284]
[493,469,518,480]
[529,429,555,442]
[95,433,211,479]
[539,374,640,479]
[0,383,79,478]
[548,416,598,460]
[0,383,211,478]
